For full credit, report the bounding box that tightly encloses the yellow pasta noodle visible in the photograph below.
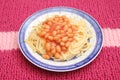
[25,15,92,61]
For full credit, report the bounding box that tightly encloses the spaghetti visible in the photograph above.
[25,15,92,61]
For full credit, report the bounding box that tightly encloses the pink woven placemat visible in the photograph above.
[0,0,120,80]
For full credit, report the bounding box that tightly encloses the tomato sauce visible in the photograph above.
[38,15,78,59]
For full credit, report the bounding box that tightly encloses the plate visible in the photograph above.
[18,7,103,72]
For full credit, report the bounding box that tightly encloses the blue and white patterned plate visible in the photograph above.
[18,7,103,72]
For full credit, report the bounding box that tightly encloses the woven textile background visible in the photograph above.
[0,0,120,80]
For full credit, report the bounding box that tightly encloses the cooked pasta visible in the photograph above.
[25,15,92,61]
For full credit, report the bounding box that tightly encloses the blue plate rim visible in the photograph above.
[18,6,103,72]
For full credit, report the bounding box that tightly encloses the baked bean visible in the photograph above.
[68,28,72,33]
[68,34,74,38]
[45,43,51,51]
[42,54,50,59]
[54,53,60,59]
[40,31,46,36]
[66,41,71,48]
[56,45,61,52]
[62,36,68,42]
[52,31,57,35]
[51,48,56,54]
[48,36,53,40]
[61,47,67,51]
[60,42,65,46]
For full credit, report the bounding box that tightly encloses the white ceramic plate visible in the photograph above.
[18,7,103,72]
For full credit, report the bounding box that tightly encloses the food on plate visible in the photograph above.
[25,15,92,61]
